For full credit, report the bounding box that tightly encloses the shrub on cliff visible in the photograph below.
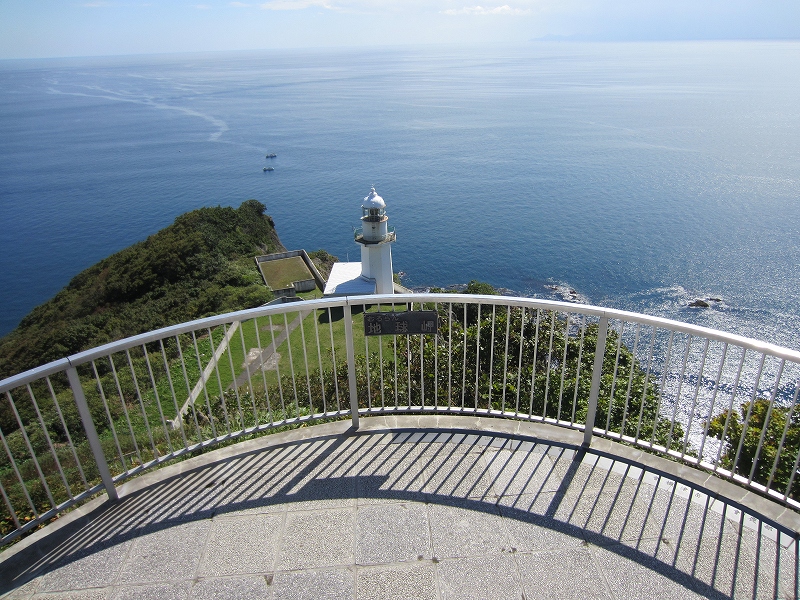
[0,200,284,380]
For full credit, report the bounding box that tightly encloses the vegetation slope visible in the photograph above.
[0,199,284,380]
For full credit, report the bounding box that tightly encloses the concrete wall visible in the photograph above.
[254,248,327,292]
[272,287,295,298]
[292,279,317,293]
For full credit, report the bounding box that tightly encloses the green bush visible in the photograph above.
[708,398,800,500]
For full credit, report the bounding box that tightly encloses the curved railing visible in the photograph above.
[1,293,799,546]
[354,225,396,244]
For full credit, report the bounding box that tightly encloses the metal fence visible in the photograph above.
[2,293,799,546]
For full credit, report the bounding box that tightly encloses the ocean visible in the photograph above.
[1,41,799,352]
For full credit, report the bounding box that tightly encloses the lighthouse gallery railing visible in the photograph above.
[1,293,799,546]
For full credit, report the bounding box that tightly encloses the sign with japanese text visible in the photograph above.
[363,310,439,336]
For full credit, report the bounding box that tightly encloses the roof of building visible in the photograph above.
[361,186,385,210]
[323,262,376,296]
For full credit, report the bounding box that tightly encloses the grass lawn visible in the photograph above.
[258,256,313,290]
[188,299,431,410]
[95,300,438,466]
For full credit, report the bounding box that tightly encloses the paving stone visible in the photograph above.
[504,486,598,528]
[546,445,576,461]
[416,434,472,451]
[33,589,112,600]
[498,493,585,552]
[496,491,563,516]
[304,439,368,481]
[655,492,727,550]
[279,456,357,511]
[356,563,437,599]
[123,467,226,527]
[3,424,793,600]
[428,500,514,559]
[607,534,678,564]
[418,439,484,462]
[525,478,689,547]
[109,581,191,600]
[308,436,362,462]
[660,524,793,600]
[63,504,143,546]
[355,434,426,466]
[356,503,431,564]
[516,548,613,599]
[422,451,498,500]
[543,454,624,497]
[39,539,133,593]
[564,460,628,495]
[738,525,799,600]
[188,576,271,599]
[352,432,396,454]
[284,485,357,511]
[505,446,581,495]
[484,447,562,497]
[592,542,708,600]
[612,531,784,600]
[276,509,354,570]
[197,513,282,577]
[476,434,524,452]
[117,521,209,585]
[437,554,523,600]
[2,577,39,599]
[220,500,289,518]
[563,478,670,545]
[249,447,324,497]
[355,456,427,505]
[214,451,300,514]
[588,486,699,545]
[272,568,353,600]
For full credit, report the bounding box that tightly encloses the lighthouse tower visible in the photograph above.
[322,186,399,297]
[355,186,396,294]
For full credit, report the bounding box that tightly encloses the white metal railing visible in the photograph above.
[353,225,396,243]
[1,293,799,546]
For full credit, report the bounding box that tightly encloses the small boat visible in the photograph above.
[266,153,277,158]
[263,167,274,172]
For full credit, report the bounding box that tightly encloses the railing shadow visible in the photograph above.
[0,427,796,599]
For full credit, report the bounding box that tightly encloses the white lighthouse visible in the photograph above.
[323,186,399,297]
[355,186,396,294]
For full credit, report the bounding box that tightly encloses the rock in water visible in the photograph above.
[688,299,710,308]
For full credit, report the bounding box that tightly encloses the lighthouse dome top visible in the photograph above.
[362,186,386,210]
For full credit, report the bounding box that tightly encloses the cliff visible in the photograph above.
[0,199,285,379]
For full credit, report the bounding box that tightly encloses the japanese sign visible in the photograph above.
[364,310,439,336]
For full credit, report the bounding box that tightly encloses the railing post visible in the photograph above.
[343,301,360,429]
[66,365,118,501]
[583,316,609,447]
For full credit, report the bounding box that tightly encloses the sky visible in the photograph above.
[0,0,799,59]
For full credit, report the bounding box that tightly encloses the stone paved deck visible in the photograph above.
[0,416,797,599]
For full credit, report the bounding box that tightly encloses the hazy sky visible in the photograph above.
[1,0,799,59]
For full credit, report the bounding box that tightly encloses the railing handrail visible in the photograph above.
[2,293,799,393]
[2,291,800,548]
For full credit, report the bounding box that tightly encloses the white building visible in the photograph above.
[323,187,399,297]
